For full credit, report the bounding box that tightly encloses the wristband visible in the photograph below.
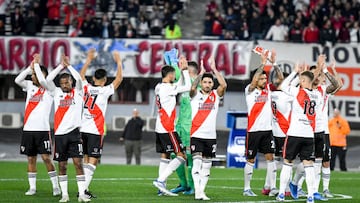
[273,62,278,66]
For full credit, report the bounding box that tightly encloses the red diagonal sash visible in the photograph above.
[191,91,216,135]
[24,88,44,126]
[84,86,105,135]
[159,108,176,132]
[297,88,316,131]
[54,89,74,133]
[276,110,290,135]
[248,90,268,131]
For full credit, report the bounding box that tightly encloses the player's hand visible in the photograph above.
[270,49,276,64]
[33,54,40,64]
[209,56,217,72]
[260,51,267,65]
[113,51,122,64]
[179,55,188,70]
[200,59,206,75]
[87,48,96,61]
[63,55,70,67]
[317,54,326,68]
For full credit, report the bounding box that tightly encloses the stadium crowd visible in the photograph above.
[0,0,184,39]
[204,0,360,44]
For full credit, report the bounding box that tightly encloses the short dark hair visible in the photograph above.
[59,73,72,80]
[250,68,266,81]
[94,68,107,79]
[39,65,48,77]
[283,72,289,78]
[309,65,317,71]
[161,65,175,78]
[201,73,214,81]
[188,61,199,70]
[300,71,314,81]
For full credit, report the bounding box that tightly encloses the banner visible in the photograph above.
[0,37,253,79]
[258,40,360,123]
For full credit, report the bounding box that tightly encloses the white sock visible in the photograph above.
[28,172,36,191]
[158,158,170,177]
[59,175,68,197]
[304,165,315,199]
[264,163,270,189]
[322,167,331,191]
[279,163,292,194]
[200,159,212,193]
[158,156,185,182]
[192,156,202,194]
[292,163,304,186]
[314,159,322,193]
[267,160,277,189]
[76,175,86,196]
[244,162,254,191]
[48,171,59,189]
[84,164,96,190]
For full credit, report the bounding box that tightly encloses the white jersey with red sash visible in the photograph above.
[313,86,325,133]
[318,85,331,134]
[53,87,83,135]
[190,90,221,139]
[270,89,293,138]
[154,83,179,133]
[281,86,319,138]
[23,81,53,131]
[80,81,114,136]
[245,84,272,132]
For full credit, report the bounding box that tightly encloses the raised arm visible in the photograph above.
[80,48,96,82]
[279,62,301,92]
[46,64,64,91]
[248,51,268,93]
[112,51,123,90]
[270,49,284,82]
[190,59,206,98]
[15,66,32,89]
[175,56,191,93]
[67,65,83,91]
[34,63,47,88]
[325,60,342,94]
[210,57,227,97]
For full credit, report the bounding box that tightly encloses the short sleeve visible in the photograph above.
[104,84,115,97]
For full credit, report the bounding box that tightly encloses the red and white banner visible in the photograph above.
[258,40,360,123]
[0,37,254,80]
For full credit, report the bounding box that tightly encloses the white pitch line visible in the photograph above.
[213,194,353,203]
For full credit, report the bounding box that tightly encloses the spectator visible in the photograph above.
[84,2,96,17]
[119,109,144,165]
[137,15,150,38]
[249,11,263,40]
[303,20,320,43]
[265,18,288,41]
[149,5,163,35]
[203,13,213,36]
[329,109,350,172]
[100,13,113,38]
[338,21,351,43]
[350,21,360,43]
[24,9,38,36]
[0,0,9,23]
[124,22,137,38]
[165,19,182,39]
[212,11,224,36]
[46,0,61,25]
[288,18,303,42]
[0,19,5,35]
[85,0,96,9]
[99,0,110,13]
[63,1,78,29]
[10,6,24,35]
[223,30,235,40]
[68,19,81,37]
[115,0,125,12]
[320,19,336,46]
[330,10,345,36]
[261,8,276,35]
[206,0,218,14]
[126,0,140,29]
[32,0,45,32]
[112,22,121,38]
[80,14,99,37]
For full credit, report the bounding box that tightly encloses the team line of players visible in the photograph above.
[244,50,342,203]
[15,49,122,202]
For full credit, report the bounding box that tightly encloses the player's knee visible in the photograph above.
[247,159,255,164]
[265,153,274,161]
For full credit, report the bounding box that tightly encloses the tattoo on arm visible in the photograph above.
[325,72,340,94]
[190,74,202,98]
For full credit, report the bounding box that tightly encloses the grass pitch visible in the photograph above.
[0,161,358,202]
